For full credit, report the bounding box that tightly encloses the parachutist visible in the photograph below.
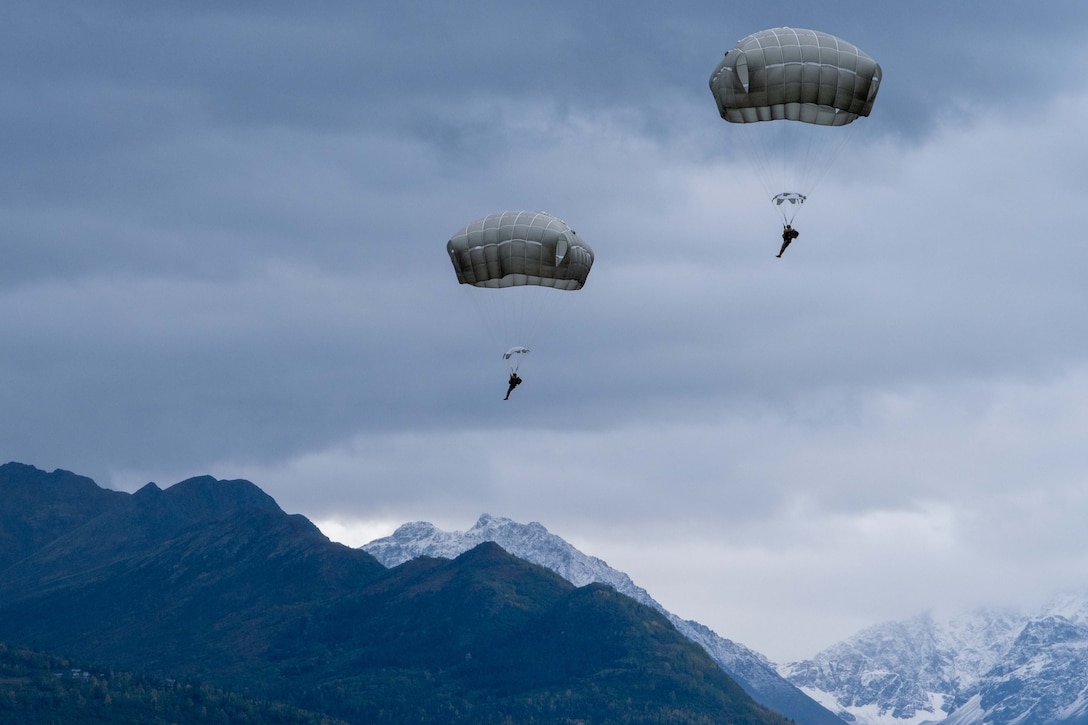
[504,373,522,400]
[777,224,799,258]
[710,29,880,251]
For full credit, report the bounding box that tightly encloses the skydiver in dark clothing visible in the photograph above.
[504,372,522,400]
[777,224,799,258]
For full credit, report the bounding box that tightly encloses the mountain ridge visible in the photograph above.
[364,512,846,725]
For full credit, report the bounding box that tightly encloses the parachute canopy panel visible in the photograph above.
[709,27,882,126]
[447,211,594,290]
[772,192,806,208]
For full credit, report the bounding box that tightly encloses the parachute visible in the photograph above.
[503,346,530,373]
[447,211,594,374]
[709,27,882,226]
[772,191,807,222]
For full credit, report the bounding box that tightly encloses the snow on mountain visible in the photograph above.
[1038,593,1088,627]
[778,598,1088,725]
[363,513,844,725]
[364,515,646,594]
[966,615,1088,725]
[779,610,1021,725]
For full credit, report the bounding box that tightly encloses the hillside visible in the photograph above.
[0,642,346,724]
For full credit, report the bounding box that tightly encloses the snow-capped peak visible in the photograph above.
[778,594,1088,725]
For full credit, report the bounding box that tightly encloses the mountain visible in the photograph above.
[779,601,1088,725]
[0,462,794,725]
[0,464,390,685]
[0,462,128,572]
[951,615,1088,725]
[364,513,845,725]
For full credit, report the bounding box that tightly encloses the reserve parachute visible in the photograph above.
[709,27,882,226]
[446,211,594,374]
[502,346,530,373]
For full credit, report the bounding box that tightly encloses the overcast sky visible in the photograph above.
[5,1,1088,663]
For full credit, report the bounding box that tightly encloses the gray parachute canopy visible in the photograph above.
[709,27,882,126]
[446,211,594,290]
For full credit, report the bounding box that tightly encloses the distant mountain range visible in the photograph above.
[9,460,1087,725]
[364,513,844,725]
[364,515,1088,725]
[0,461,793,725]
